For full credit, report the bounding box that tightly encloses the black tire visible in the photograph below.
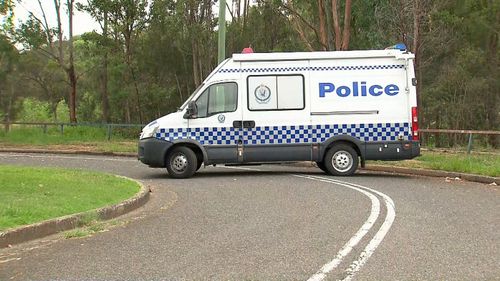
[196,159,203,171]
[324,144,359,176]
[165,146,198,179]
[316,161,328,173]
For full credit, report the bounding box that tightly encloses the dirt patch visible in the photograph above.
[0,144,98,152]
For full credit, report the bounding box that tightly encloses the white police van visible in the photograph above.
[138,45,420,178]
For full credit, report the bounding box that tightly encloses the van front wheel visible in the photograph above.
[166,146,197,179]
[324,144,358,176]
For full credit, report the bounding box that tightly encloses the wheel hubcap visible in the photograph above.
[171,153,188,172]
[331,150,353,172]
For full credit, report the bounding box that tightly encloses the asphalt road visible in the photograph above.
[0,153,498,281]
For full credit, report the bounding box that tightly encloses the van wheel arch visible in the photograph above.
[165,141,206,168]
[320,136,364,162]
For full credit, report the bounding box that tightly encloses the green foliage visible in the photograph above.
[78,91,102,122]
[0,165,140,230]
[56,100,70,122]
[2,0,498,148]
[15,15,48,50]
[17,98,52,122]
[0,0,14,34]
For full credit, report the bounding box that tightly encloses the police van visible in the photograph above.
[138,45,420,178]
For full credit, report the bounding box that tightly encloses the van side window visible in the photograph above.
[195,82,238,118]
[247,75,304,111]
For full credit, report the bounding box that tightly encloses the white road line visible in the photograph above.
[0,257,21,264]
[304,175,396,281]
[198,165,395,280]
[294,175,380,281]
[0,153,136,162]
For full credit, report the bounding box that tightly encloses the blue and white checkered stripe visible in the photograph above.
[310,123,410,143]
[156,123,411,145]
[218,64,404,73]
[244,125,310,144]
[156,127,239,145]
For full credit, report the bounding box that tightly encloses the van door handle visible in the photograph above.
[243,120,255,128]
[232,121,243,128]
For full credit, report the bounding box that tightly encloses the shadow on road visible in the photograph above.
[140,166,412,180]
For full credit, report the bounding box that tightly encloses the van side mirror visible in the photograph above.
[183,101,197,119]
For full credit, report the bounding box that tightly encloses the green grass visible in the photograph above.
[0,165,140,231]
[0,126,137,153]
[370,151,500,177]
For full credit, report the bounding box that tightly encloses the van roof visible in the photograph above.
[232,50,414,62]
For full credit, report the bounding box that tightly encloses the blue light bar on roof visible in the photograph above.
[385,43,407,51]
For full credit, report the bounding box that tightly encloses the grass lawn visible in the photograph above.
[369,150,500,177]
[0,165,140,231]
[0,126,137,153]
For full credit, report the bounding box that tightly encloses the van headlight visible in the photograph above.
[140,124,159,139]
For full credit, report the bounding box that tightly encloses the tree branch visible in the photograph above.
[280,2,323,49]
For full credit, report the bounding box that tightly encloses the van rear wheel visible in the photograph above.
[324,144,358,176]
[166,146,197,179]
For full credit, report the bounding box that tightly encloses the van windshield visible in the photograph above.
[178,83,204,111]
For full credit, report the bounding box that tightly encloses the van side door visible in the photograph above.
[240,61,311,162]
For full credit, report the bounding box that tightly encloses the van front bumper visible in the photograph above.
[138,138,173,167]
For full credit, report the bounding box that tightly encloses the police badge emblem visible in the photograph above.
[254,84,271,104]
[217,114,225,123]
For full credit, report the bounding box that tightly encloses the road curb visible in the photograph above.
[0,178,150,248]
[285,161,498,185]
[362,165,499,185]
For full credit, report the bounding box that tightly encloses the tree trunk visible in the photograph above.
[67,0,77,123]
[192,38,201,86]
[412,0,422,118]
[67,66,77,123]
[236,0,241,19]
[341,0,352,50]
[125,100,131,123]
[130,66,143,124]
[331,0,342,50]
[175,73,183,102]
[54,0,64,66]
[292,19,315,51]
[324,0,334,50]
[101,9,110,123]
[318,0,328,50]
[123,28,143,124]
[486,9,499,147]
[5,83,14,132]
[51,102,58,122]
[243,0,249,29]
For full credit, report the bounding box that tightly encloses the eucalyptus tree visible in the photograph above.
[15,0,78,123]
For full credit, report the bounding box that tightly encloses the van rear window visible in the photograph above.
[247,75,305,111]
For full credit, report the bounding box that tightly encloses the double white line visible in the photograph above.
[295,174,396,281]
